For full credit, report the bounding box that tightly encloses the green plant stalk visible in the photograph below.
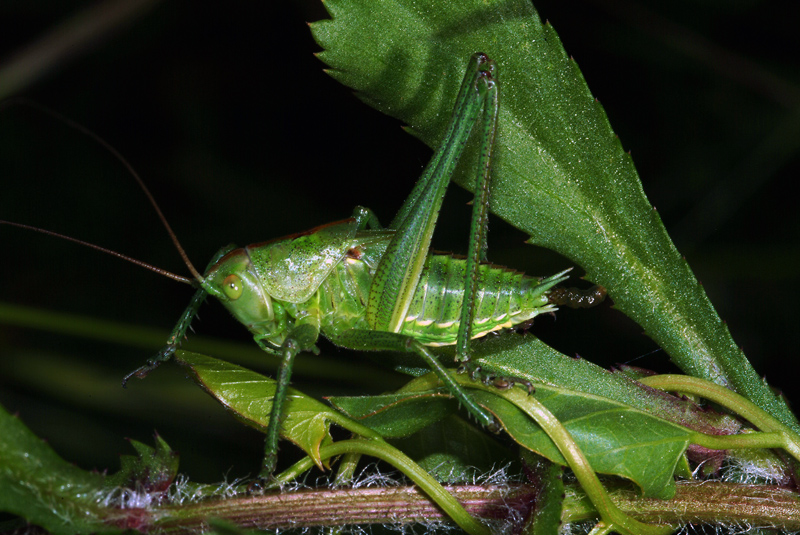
[6,391,800,533]
[331,451,361,486]
[313,415,384,443]
[690,430,792,453]
[0,301,401,386]
[641,375,800,461]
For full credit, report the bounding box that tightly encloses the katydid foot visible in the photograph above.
[454,364,545,434]
[458,360,536,393]
[121,344,177,387]
[122,283,213,387]
[484,374,535,393]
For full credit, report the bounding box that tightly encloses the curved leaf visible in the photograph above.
[392,415,512,483]
[472,334,742,437]
[328,391,456,438]
[175,350,338,468]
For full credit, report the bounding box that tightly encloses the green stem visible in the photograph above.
[0,301,401,386]
[690,430,787,451]
[332,451,361,486]
[641,375,800,462]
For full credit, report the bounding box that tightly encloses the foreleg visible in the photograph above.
[258,322,321,478]
[122,244,236,386]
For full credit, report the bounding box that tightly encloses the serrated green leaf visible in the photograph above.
[0,404,109,535]
[310,0,797,433]
[175,350,336,468]
[105,435,178,492]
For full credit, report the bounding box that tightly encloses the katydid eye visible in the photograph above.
[222,274,243,300]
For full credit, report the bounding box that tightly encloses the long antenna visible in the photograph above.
[2,99,205,283]
[0,220,193,285]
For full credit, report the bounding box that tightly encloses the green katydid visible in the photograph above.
[2,54,604,477]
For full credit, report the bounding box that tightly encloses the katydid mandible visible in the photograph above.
[3,54,605,477]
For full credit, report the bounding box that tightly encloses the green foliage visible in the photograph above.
[0,405,109,535]
[474,388,688,500]
[175,350,381,468]
[524,456,566,535]
[0,405,182,534]
[311,0,797,434]
[105,435,178,492]
[333,370,690,499]
[2,1,800,534]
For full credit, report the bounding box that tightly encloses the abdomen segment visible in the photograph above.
[400,254,568,346]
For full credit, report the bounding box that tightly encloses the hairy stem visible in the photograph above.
[134,484,532,533]
[563,481,800,529]
[102,481,799,532]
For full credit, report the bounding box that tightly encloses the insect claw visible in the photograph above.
[121,360,160,387]
[121,345,178,387]
[469,366,482,381]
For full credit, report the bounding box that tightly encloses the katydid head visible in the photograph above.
[202,248,276,333]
